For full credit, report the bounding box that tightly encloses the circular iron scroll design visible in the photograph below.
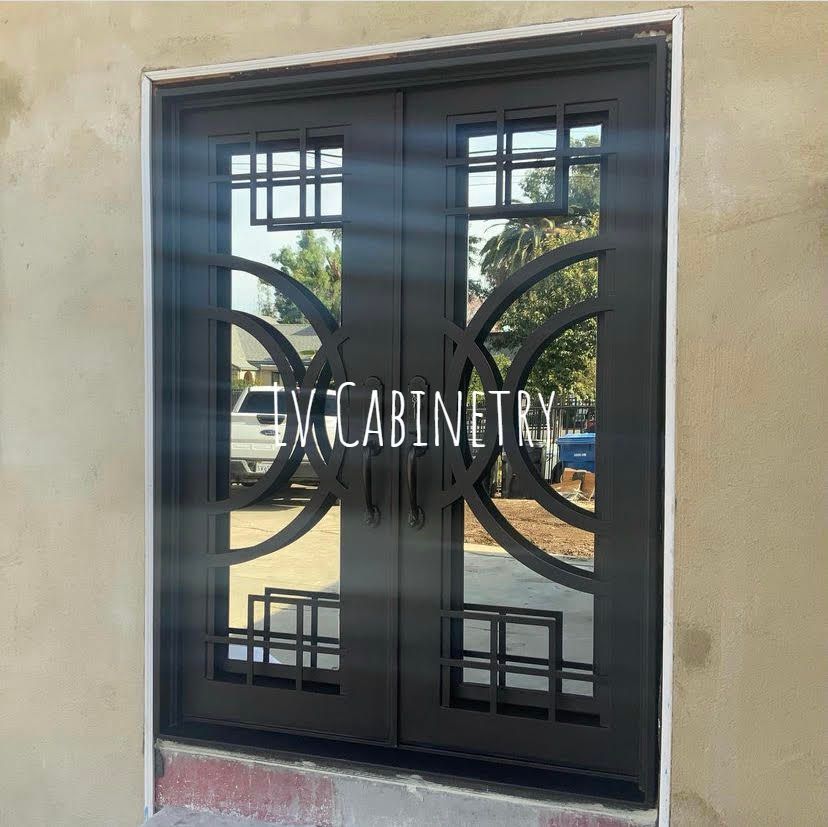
[191,253,350,569]
[442,235,617,596]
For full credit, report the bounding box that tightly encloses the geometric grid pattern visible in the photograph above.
[440,603,594,720]
[446,106,565,218]
[243,128,344,231]
[207,587,340,692]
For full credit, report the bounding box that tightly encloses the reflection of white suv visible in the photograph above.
[230,387,339,485]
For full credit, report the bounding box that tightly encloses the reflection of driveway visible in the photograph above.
[229,491,341,627]
[463,547,593,695]
[228,496,593,694]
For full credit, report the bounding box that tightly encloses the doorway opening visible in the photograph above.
[151,31,668,804]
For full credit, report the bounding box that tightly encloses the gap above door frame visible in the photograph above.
[141,8,683,823]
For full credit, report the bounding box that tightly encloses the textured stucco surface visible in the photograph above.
[0,3,825,826]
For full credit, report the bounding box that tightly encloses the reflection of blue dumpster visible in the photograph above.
[556,433,595,472]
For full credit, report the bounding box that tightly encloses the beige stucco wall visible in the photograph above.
[0,3,825,825]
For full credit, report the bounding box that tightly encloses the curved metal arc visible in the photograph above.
[190,252,340,339]
[202,487,338,569]
[506,299,610,387]
[438,236,614,508]
[193,255,351,510]
[203,306,304,382]
[464,483,602,595]
[293,347,349,499]
[200,307,303,514]
[500,299,611,534]
[466,234,616,342]
[189,257,350,564]
[238,311,326,510]
[439,318,504,507]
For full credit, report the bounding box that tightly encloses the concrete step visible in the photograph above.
[146,806,309,826]
[153,741,657,827]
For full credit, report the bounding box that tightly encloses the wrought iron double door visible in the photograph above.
[169,43,665,798]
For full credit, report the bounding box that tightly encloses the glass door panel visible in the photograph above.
[398,64,663,785]
[177,91,398,741]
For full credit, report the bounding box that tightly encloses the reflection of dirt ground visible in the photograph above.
[464,500,595,558]
[227,488,594,694]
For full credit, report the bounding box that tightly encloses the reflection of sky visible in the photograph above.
[231,188,299,314]
[468,219,507,289]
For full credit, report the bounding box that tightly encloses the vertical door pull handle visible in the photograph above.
[361,376,384,526]
[363,439,381,526]
[407,445,425,529]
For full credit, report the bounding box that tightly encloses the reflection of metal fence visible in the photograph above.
[466,399,596,481]
[229,387,594,484]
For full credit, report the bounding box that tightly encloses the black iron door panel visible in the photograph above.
[161,38,665,800]
[176,91,399,741]
[399,61,664,788]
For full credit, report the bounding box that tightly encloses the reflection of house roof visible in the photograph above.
[231,317,321,371]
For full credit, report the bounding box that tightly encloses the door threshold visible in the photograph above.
[155,738,657,826]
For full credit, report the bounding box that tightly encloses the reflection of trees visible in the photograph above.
[258,229,342,323]
[472,143,601,399]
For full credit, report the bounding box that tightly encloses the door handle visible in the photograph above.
[406,376,428,530]
[361,376,384,526]
[406,444,425,529]
[363,439,381,526]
